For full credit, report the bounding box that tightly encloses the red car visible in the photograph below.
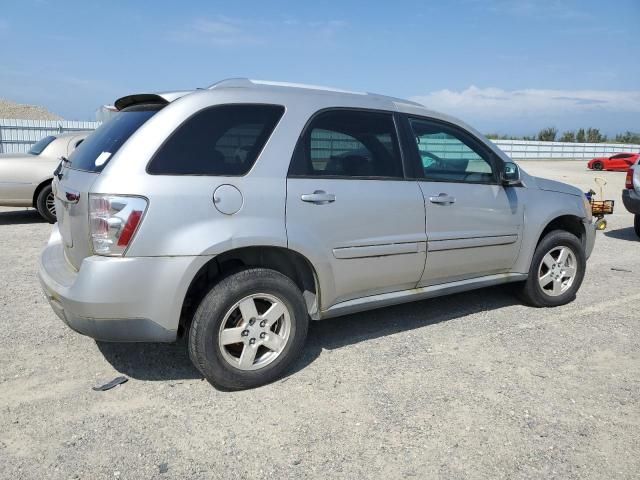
[587,152,639,171]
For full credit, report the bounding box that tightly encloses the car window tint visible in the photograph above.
[408,118,495,183]
[28,136,56,155]
[148,104,284,176]
[289,110,403,178]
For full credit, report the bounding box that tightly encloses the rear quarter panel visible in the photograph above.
[94,89,318,258]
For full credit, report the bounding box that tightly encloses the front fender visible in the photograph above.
[514,190,589,273]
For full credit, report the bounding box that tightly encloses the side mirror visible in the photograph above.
[501,161,521,186]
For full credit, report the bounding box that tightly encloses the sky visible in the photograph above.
[0,0,638,136]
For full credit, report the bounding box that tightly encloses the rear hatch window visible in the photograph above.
[69,104,161,172]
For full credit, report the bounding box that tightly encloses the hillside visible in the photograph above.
[0,98,62,120]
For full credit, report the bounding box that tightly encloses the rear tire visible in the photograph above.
[592,162,603,171]
[35,183,56,223]
[188,268,309,390]
[634,215,640,239]
[518,230,586,307]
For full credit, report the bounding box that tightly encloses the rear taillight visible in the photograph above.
[626,169,634,190]
[89,194,147,256]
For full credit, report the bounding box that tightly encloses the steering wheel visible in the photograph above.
[421,150,444,169]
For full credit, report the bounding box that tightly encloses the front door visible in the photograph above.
[402,116,523,286]
[286,109,427,308]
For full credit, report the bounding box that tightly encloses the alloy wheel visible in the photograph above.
[537,246,577,297]
[217,293,291,371]
[46,191,56,217]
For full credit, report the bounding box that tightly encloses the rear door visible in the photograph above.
[401,116,523,286]
[286,109,426,308]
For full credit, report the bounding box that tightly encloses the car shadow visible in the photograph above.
[604,227,639,242]
[96,285,518,384]
[96,338,202,381]
[289,285,517,376]
[0,209,45,225]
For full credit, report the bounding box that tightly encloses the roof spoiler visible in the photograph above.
[114,91,192,111]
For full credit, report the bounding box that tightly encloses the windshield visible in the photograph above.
[28,136,56,155]
[68,105,160,172]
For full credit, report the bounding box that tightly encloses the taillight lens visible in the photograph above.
[626,169,634,190]
[89,194,147,256]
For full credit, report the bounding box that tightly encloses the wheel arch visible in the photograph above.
[32,177,53,207]
[179,246,320,336]
[515,209,588,275]
[537,214,586,249]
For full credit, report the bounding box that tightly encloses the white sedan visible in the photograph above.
[0,132,90,222]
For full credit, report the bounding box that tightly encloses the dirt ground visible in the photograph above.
[0,161,638,479]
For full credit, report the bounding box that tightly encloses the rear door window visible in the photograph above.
[69,105,160,172]
[147,104,285,176]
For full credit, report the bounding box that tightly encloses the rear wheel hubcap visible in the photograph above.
[217,293,291,371]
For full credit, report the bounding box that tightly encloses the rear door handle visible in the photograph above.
[301,190,336,204]
[429,193,456,205]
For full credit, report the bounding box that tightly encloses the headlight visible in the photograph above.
[582,195,593,222]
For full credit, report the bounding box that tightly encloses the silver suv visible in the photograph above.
[39,79,596,389]
[622,158,640,237]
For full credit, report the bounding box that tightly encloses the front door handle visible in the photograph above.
[301,190,336,204]
[429,193,456,205]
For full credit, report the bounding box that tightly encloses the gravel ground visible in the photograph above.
[0,161,638,479]
[0,98,61,120]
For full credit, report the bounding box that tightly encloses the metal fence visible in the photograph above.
[493,139,640,160]
[1,118,639,159]
[0,119,101,154]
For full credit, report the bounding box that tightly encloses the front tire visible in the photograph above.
[592,162,603,171]
[188,268,309,390]
[36,183,56,223]
[634,215,640,239]
[518,230,586,307]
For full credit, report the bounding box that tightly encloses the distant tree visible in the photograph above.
[537,127,557,142]
[485,133,520,140]
[484,129,640,143]
[586,128,606,143]
[614,131,640,144]
[559,131,576,142]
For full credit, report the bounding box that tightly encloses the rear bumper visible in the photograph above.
[38,226,212,342]
[622,189,640,214]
